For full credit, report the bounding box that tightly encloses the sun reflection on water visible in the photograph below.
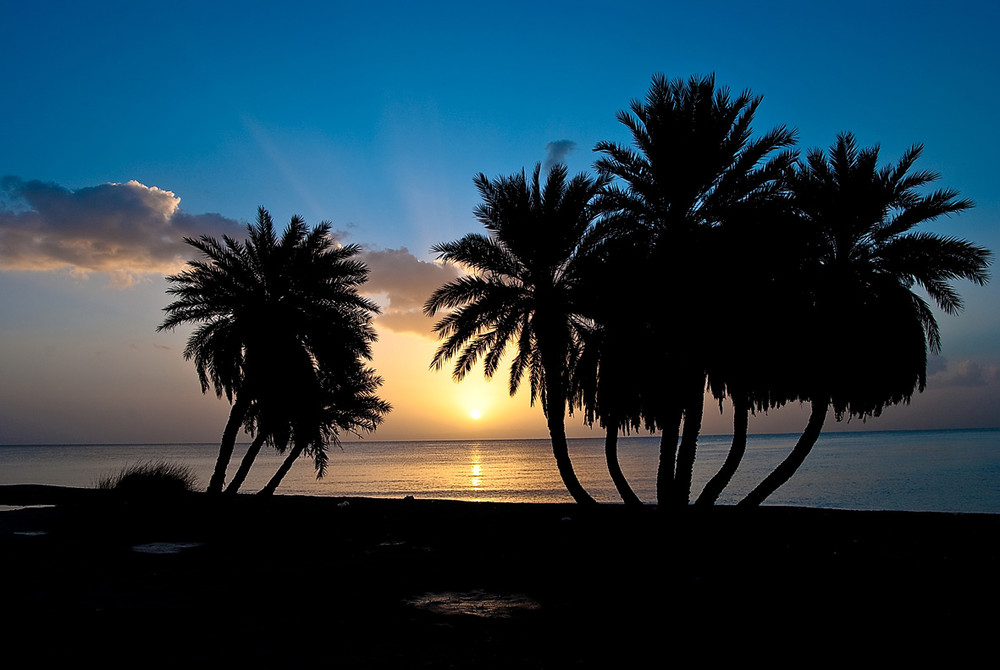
[469,445,484,501]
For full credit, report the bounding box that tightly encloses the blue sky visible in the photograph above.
[1,0,998,444]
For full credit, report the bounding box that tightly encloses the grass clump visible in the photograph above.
[96,460,199,498]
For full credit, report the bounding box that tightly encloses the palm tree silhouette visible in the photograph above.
[221,364,390,495]
[571,235,655,506]
[158,207,382,494]
[217,340,390,495]
[572,320,650,507]
[425,164,609,505]
[739,132,992,506]
[258,363,391,495]
[695,201,809,505]
[594,73,797,507]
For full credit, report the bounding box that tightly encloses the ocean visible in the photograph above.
[2,429,998,512]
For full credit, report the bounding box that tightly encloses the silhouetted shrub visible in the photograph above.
[96,461,198,498]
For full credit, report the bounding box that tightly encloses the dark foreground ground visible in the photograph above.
[1,485,998,667]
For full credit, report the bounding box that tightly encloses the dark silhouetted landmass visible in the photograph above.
[1,486,997,666]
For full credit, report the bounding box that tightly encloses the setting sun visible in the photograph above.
[469,408,482,420]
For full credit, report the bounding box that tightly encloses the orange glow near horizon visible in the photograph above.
[369,328,553,440]
[366,324,829,443]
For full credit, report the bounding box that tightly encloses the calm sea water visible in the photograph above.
[2,429,998,512]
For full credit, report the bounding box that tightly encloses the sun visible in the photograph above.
[469,408,482,420]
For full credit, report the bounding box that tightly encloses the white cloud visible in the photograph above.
[0,177,243,286]
[0,177,468,335]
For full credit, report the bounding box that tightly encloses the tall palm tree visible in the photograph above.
[593,73,797,507]
[739,132,992,506]
[424,164,609,505]
[158,207,381,494]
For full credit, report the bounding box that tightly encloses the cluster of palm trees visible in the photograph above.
[158,207,390,495]
[425,73,992,507]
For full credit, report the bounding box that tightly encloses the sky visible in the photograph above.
[1,0,998,445]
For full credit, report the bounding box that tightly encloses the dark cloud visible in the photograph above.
[361,247,461,336]
[543,139,577,171]
[926,355,948,376]
[0,177,244,286]
[929,358,1000,387]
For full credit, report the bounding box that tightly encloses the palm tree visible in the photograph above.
[570,233,656,507]
[739,132,992,506]
[572,320,649,507]
[158,207,381,495]
[593,73,797,507]
[695,202,809,506]
[258,363,391,495]
[424,164,609,505]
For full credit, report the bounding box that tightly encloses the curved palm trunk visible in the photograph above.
[549,415,596,506]
[258,443,303,496]
[544,371,596,505]
[672,375,706,508]
[656,403,683,507]
[738,397,829,507]
[538,338,595,506]
[224,432,267,496]
[695,395,749,507]
[208,394,250,495]
[605,423,643,507]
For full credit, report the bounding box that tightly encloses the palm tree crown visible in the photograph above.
[739,132,992,506]
[594,73,797,239]
[426,164,608,403]
[792,132,991,418]
[425,164,609,504]
[158,207,382,493]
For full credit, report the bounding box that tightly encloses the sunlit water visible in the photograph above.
[1,429,998,512]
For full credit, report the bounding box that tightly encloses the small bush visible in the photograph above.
[96,461,198,498]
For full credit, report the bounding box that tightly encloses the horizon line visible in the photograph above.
[3,426,998,448]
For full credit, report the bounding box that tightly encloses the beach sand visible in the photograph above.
[1,485,997,667]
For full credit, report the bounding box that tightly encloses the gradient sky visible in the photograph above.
[2,0,998,444]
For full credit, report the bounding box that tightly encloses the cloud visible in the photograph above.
[361,247,461,337]
[543,139,577,171]
[0,177,243,286]
[929,358,1000,387]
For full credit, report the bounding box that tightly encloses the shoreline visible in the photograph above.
[2,486,998,665]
